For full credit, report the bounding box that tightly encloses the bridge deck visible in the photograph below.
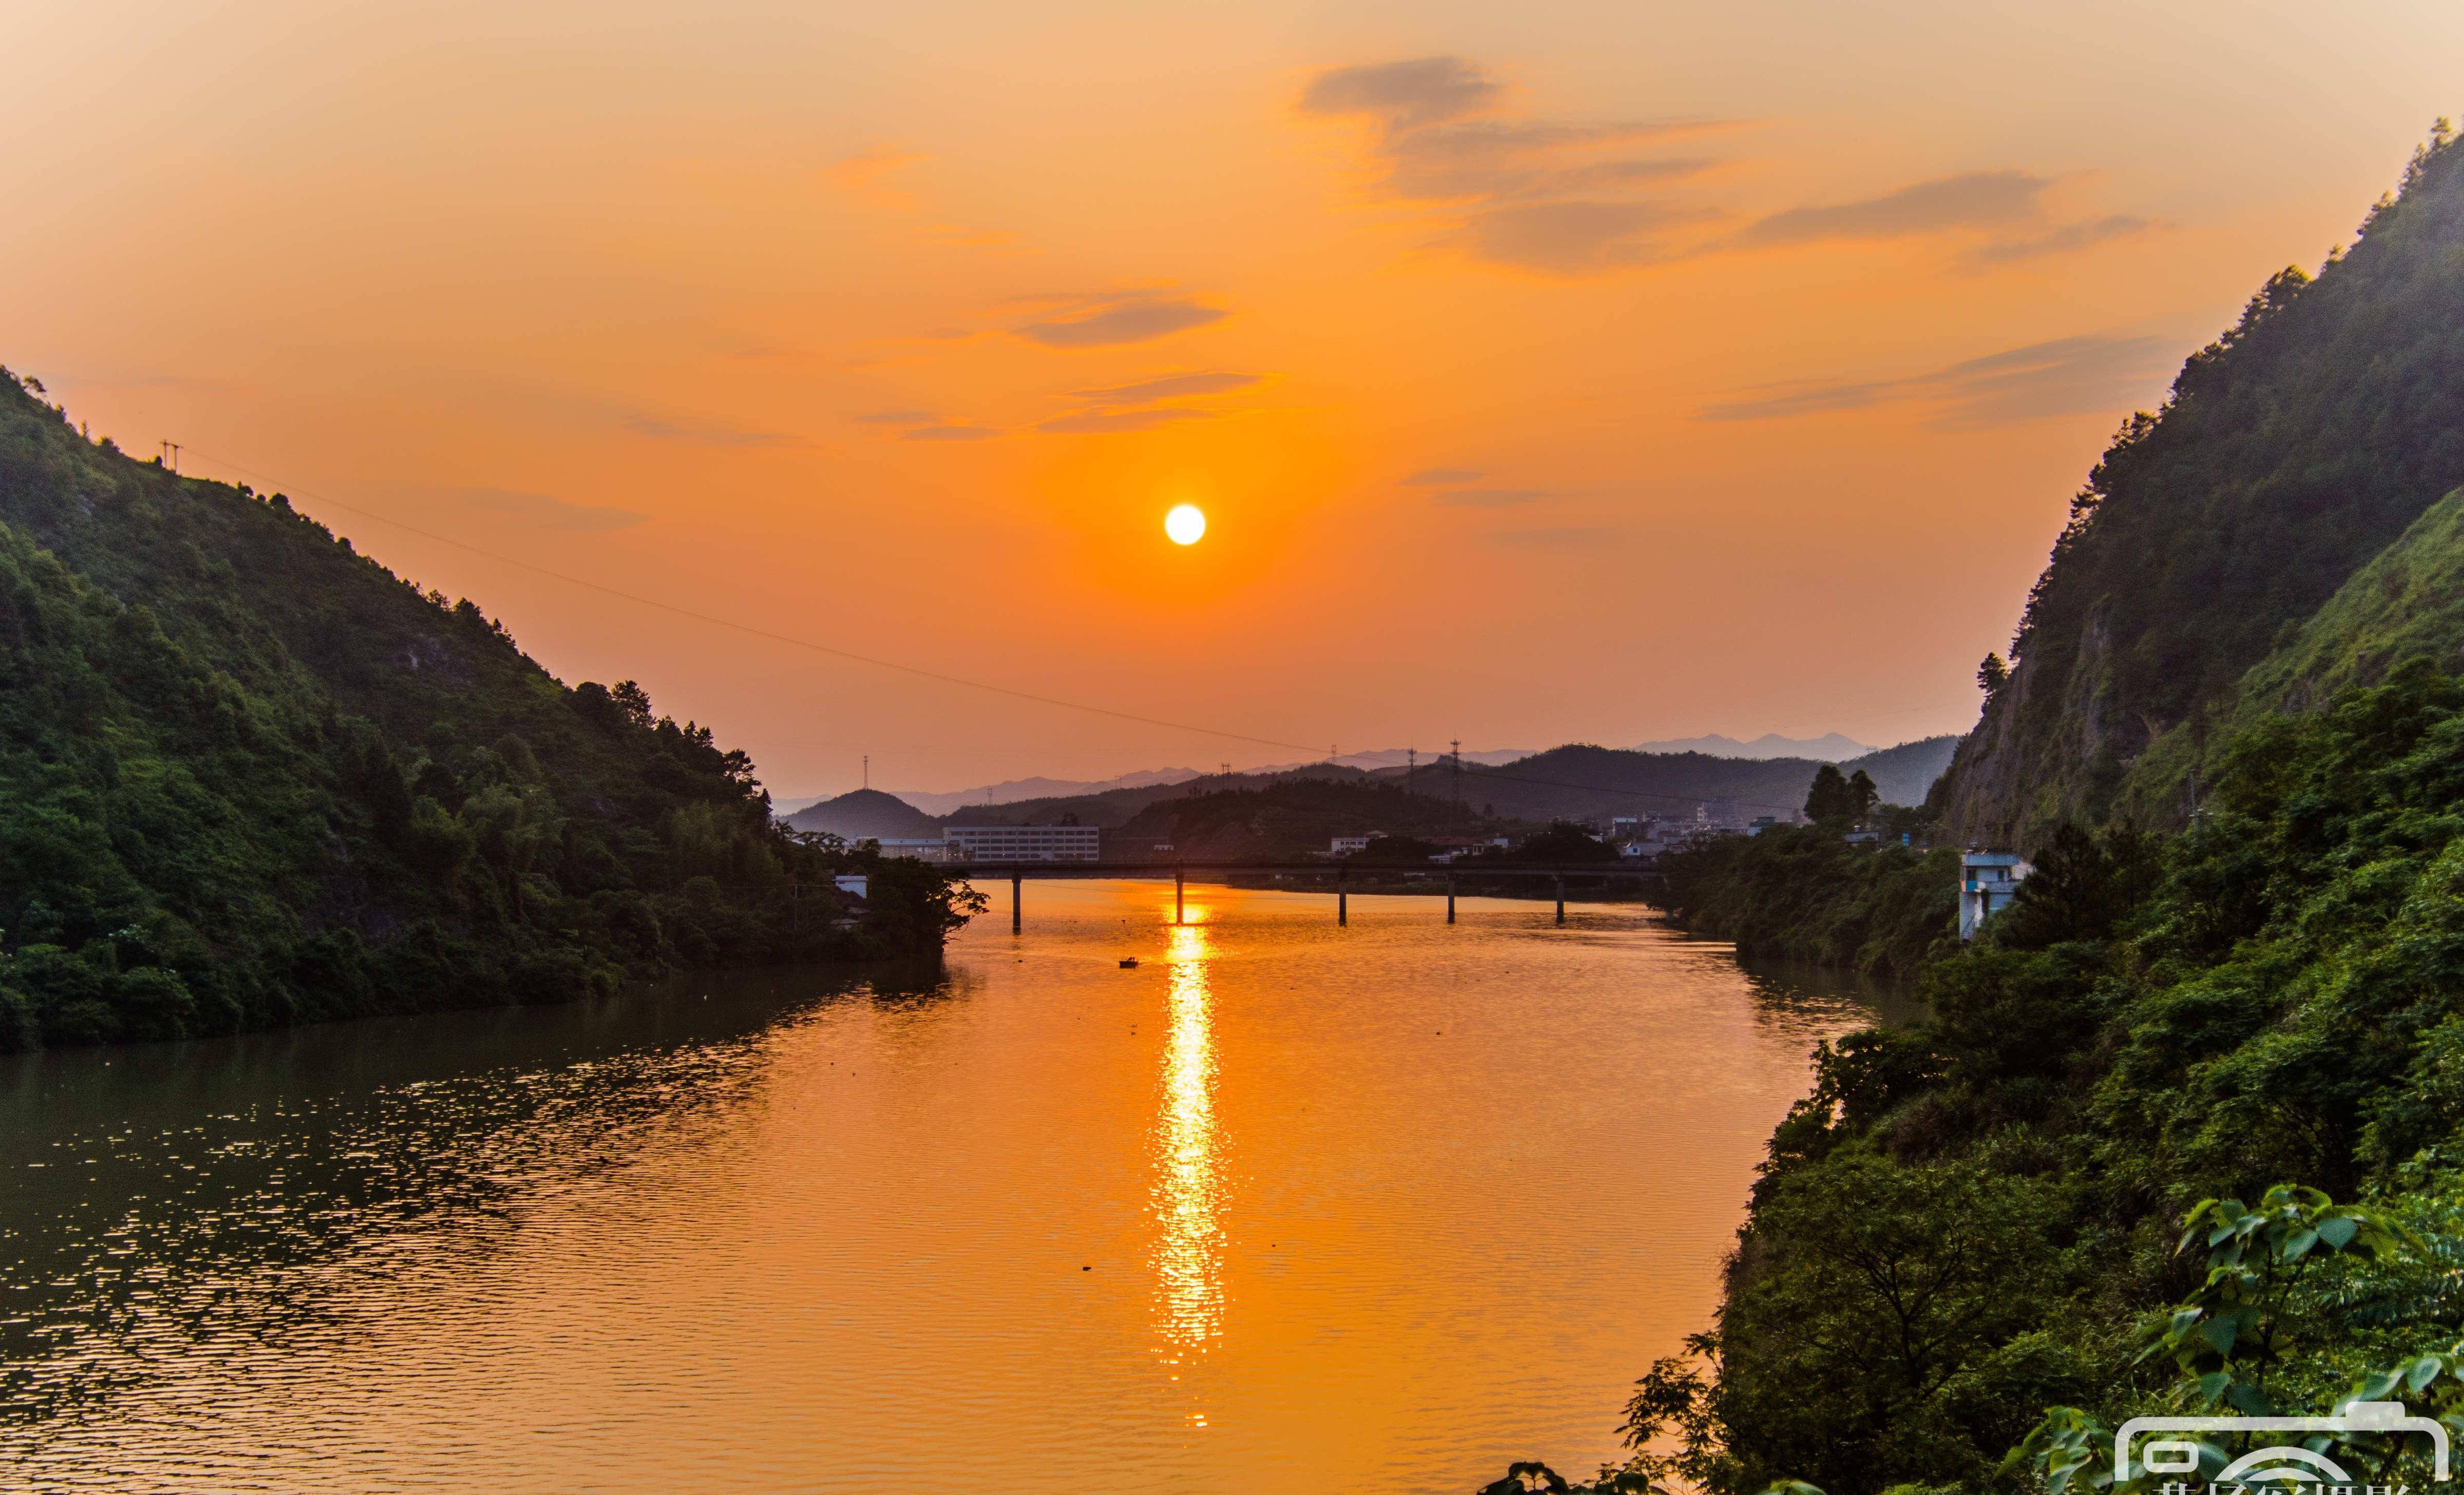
[944,860,1655,878]
[939,859,1658,930]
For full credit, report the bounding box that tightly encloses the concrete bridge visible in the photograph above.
[946,860,1660,931]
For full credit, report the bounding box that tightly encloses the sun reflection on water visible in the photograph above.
[1150,912,1226,1357]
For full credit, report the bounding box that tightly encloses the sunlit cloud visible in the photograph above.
[1434,487,1551,507]
[1038,408,1211,434]
[1299,56,1501,130]
[1731,170,2049,248]
[1019,297,1227,348]
[1301,54,1732,276]
[1965,214,2157,267]
[1464,199,1707,273]
[1071,371,1258,402]
[1698,333,2178,429]
[1496,526,1615,547]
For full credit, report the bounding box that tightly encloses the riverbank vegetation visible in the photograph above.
[1653,822,1955,977]
[1479,129,2464,1495]
[1494,660,2464,1495]
[0,372,980,1049]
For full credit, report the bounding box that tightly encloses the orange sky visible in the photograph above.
[6,1,2460,796]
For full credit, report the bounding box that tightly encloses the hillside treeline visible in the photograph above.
[0,372,977,1048]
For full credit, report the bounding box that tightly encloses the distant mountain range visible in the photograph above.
[1628,732,1876,760]
[887,766,1205,817]
[813,740,1855,819]
[779,736,1963,844]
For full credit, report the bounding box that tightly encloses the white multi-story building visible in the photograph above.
[1959,850,2032,940]
[944,825,1102,862]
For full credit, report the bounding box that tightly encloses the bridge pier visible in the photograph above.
[1337,866,1348,927]
[1446,874,1456,925]
[1175,865,1184,926]
[1554,877,1565,926]
[1011,875,1022,934]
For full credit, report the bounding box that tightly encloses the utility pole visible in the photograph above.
[1451,739,1464,806]
[1407,746,1415,786]
[159,441,179,473]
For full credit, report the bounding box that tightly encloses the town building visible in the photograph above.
[867,838,951,862]
[1959,850,2032,940]
[944,825,1102,862]
[1329,833,1385,856]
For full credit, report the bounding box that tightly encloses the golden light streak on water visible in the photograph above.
[1150,910,1226,1359]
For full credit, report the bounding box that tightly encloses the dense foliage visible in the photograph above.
[1546,662,2464,1495]
[1940,124,2464,844]
[0,372,978,1048]
[1655,825,1956,977]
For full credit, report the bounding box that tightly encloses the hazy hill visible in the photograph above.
[784,788,946,841]
[845,737,1962,845]
[1629,732,1875,760]
[887,767,1200,816]
[0,371,960,1048]
[1939,129,2464,844]
[1448,738,1955,821]
[1111,777,1499,860]
[1844,735,1961,808]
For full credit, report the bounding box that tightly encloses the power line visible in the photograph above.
[176,448,1331,758]
[171,445,1920,820]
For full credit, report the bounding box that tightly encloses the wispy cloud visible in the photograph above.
[1300,56,1501,131]
[851,409,938,426]
[1733,171,2048,248]
[1403,467,1484,486]
[901,423,998,441]
[1300,54,1732,275]
[1699,333,2178,429]
[620,410,797,447]
[1071,371,1258,402]
[1965,214,2155,267]
[1038,408,1211,434]
[1033,367,1259,436]
[1019,297,1227,348]
[1302,55,2147,277]
[1495,526,1614,547]
[1434,487,1551,507]
[1466,199,1707,274]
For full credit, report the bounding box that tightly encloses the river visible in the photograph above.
[1,881,1908,1492]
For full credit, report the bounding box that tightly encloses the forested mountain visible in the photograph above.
[0,372,971,1048]
[1939,124,2464,845]
[1527,127,2464,1495]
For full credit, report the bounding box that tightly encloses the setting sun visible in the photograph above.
[1165,504,1207,546]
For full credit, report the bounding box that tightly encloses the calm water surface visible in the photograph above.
[1,883,1908,1492]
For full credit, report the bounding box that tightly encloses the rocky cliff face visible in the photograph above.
[1938,126,2464,846]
